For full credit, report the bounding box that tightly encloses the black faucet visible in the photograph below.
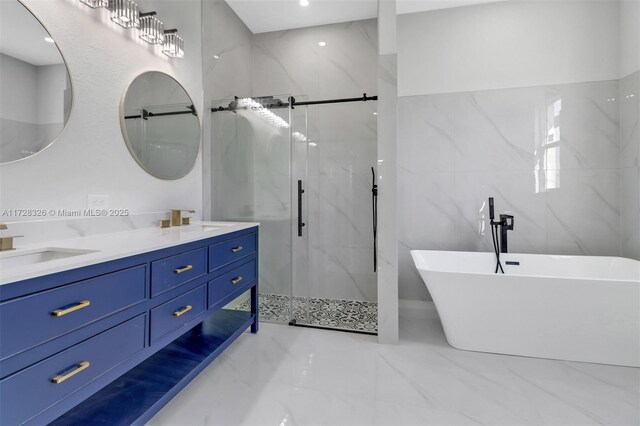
[488,198,515,254]
[498,214,514,253]
[488,198,516,274]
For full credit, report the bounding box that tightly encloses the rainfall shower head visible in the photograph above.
[224,96,287,112]
[252,96,287,108]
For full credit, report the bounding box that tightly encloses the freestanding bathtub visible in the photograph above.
[411,250,640,367]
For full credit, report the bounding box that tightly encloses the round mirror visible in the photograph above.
[120,71,200,180]
[0,0,72,163]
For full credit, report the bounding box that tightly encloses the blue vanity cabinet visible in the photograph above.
[0,226,259,426]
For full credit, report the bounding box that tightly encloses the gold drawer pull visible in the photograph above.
[51,300,91,317]
[231,246,243,253]
[231,276,243,285]
[51,361,90,384]
[173,305,192,317]
[174,265,193,274]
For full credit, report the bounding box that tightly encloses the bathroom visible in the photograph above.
[0,0,637,424]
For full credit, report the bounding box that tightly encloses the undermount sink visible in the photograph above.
[0,248,98,269]
[181,223,237,232]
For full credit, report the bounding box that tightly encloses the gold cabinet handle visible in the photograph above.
[174,265,193,274]
[51,300,91,317]
[173,305,192,317]
[231,276,243,285]
[51,361,90,384]
[231,246,243,253]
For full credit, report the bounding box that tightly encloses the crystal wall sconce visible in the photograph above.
[109,0,139,29]
[77,0,183,58]
[139,12,164,44]
[162,30,184,59]
[79,0,108,7]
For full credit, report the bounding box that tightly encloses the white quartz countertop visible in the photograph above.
[0,221,259,285]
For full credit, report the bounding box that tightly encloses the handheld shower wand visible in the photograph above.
[489,197,495,221]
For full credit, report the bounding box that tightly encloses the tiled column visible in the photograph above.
[377,0,398,344]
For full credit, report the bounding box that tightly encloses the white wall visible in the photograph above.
[0,0,203,218]
[398,0,621,96]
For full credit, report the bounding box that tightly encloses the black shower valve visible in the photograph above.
[500,214,515,231]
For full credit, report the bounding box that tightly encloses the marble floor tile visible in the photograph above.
[149,304,640,426]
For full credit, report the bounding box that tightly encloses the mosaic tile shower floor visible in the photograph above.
[234,294,378,333]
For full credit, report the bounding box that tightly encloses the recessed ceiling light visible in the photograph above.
[44,37,54,43]
[213,55,220,60]
[373,112,378,115]
[318,41,326,47]
[300,0,309,6]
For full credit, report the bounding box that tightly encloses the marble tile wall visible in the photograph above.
[619,71,640,260]
[377,50,399,343]
[251,20,378,102]
[201,0,253,103]
[201,0,253,220]
[398,79,634,301]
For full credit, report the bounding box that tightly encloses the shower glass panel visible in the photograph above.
[291,100,379,333]
[210,96,294,323]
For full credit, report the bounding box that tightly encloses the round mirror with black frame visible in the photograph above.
[0,0,73,164]
[120,71,200,180]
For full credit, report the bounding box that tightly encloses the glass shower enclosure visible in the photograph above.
[210,95,378,333]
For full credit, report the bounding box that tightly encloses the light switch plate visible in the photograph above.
[87,195,109,210]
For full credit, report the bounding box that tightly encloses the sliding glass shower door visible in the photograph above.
[210,95,378,333]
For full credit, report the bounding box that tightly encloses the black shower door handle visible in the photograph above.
[371,167,378,272]
[298,180,305,237]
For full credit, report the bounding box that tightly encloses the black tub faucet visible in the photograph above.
[498,213,514,253]
[488,198,515,253]
[488,198,516,274]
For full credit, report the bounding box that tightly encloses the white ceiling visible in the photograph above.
[397,0,506,15]
[225,0,378,34]
[0,1,65,66]
[225,0,507,34]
